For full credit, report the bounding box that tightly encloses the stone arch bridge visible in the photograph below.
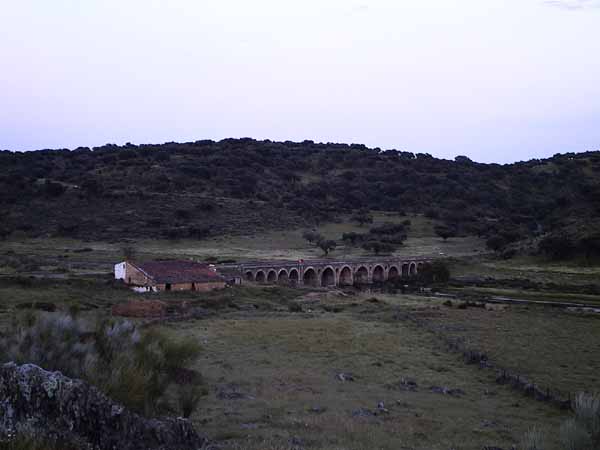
[218,257,432,288]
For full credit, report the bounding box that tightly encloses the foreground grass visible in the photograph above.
[393,295,600,396]
[163,296,566,450]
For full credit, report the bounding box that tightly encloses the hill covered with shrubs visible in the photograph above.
[1,138,599,259]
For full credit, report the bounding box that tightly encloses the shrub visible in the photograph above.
[302,230,322,244]
[520,427,544,450]
[527,392,599,450]
[362,241,396,255]
[352,211,373,226]
[0,313,204,418]
[417,261,450,284]
[560,419,593,450]
[573,392,600,442]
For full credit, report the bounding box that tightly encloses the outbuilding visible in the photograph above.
[114,260,226,292]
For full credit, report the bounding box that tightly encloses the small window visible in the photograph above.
[165,283,172,291]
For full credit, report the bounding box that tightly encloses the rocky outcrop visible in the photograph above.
[0,362,208,450]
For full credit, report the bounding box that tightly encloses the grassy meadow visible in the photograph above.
[1,214,599,449]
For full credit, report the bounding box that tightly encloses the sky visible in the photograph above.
[1,0,599,163]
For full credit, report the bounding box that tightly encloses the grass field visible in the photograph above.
[1,215,600,449]
[0,213,484,279]
[163,292,567,450]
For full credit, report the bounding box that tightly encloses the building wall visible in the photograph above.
[154,282,226,292]
[123,262,155,286]
[114,262,127,280]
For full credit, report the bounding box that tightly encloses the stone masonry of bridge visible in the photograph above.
[219,257,432,288]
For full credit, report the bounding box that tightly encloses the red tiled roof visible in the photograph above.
[133,260,225,284]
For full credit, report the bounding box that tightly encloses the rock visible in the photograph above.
[308,406,327,414]
[0,362,206,450]
[336,372,355,382]
[351,408,375,418]
[386,377,418,392]
[216,384,252,400]
[430,386,465,396]
[377,401,389,414]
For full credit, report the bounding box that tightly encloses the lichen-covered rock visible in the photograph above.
[0,362,207,450]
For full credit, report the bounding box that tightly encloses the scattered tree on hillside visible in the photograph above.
[486,235,508,252]
[121,245,137,261]
[302,230,322,244]
[342,232,362,246]
[362,241,396,255]
[538,234,575,260]
[317,239,337,256]
[352,210,373,227]
[434,225,457,241]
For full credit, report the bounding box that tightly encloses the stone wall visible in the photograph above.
[0,362,207,450]
[155,282,226,292]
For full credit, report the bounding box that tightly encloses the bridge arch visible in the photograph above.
[321,266,336,287]
[339,266,353,286]
[354,266,369,284]
[372,264,385,283]
[409,262,417,276]
[255,270,266,283]
[303,267,318,286]
[277,269,289,284]
[245,271,254,282]
[388,265,399,280]
[401,263,409,278]
[267,269,277,283]
[289,268,299,284]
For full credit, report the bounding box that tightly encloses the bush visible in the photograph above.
[539,234,576,260]
[362,241,396,255]
[0,313,204,418]
[520,427,544,450]
[527,392,600,450]
[486,234,507,252]
[560,418,593,450]
[418,261,450,284]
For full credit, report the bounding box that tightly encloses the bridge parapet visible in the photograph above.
[217,256,434,287]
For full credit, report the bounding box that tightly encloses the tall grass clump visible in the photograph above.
[520,427,544,450]
[0,312,205,418]
[560,392,600,450]
[521,392,600,450]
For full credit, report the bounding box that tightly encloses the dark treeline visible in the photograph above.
[1,139,599,259]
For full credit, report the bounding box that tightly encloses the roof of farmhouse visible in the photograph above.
[132,260,224,284]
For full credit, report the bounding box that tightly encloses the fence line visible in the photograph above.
[393,310,573,411]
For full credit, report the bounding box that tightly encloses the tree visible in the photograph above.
[352,211,373,227]
[418,261,450,284]
[486,235,507,252]
[121,245,137,261]
[317,239,337,256]
[302,230,322,244]
[434,225,456,241]
[44,181,66,197]
[538,234,575,260]
[362,241,395,255]
[342,232,363,246]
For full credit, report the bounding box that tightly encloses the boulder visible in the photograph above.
[0,362,207,450]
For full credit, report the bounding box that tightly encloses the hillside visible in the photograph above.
[1,139,600,258]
